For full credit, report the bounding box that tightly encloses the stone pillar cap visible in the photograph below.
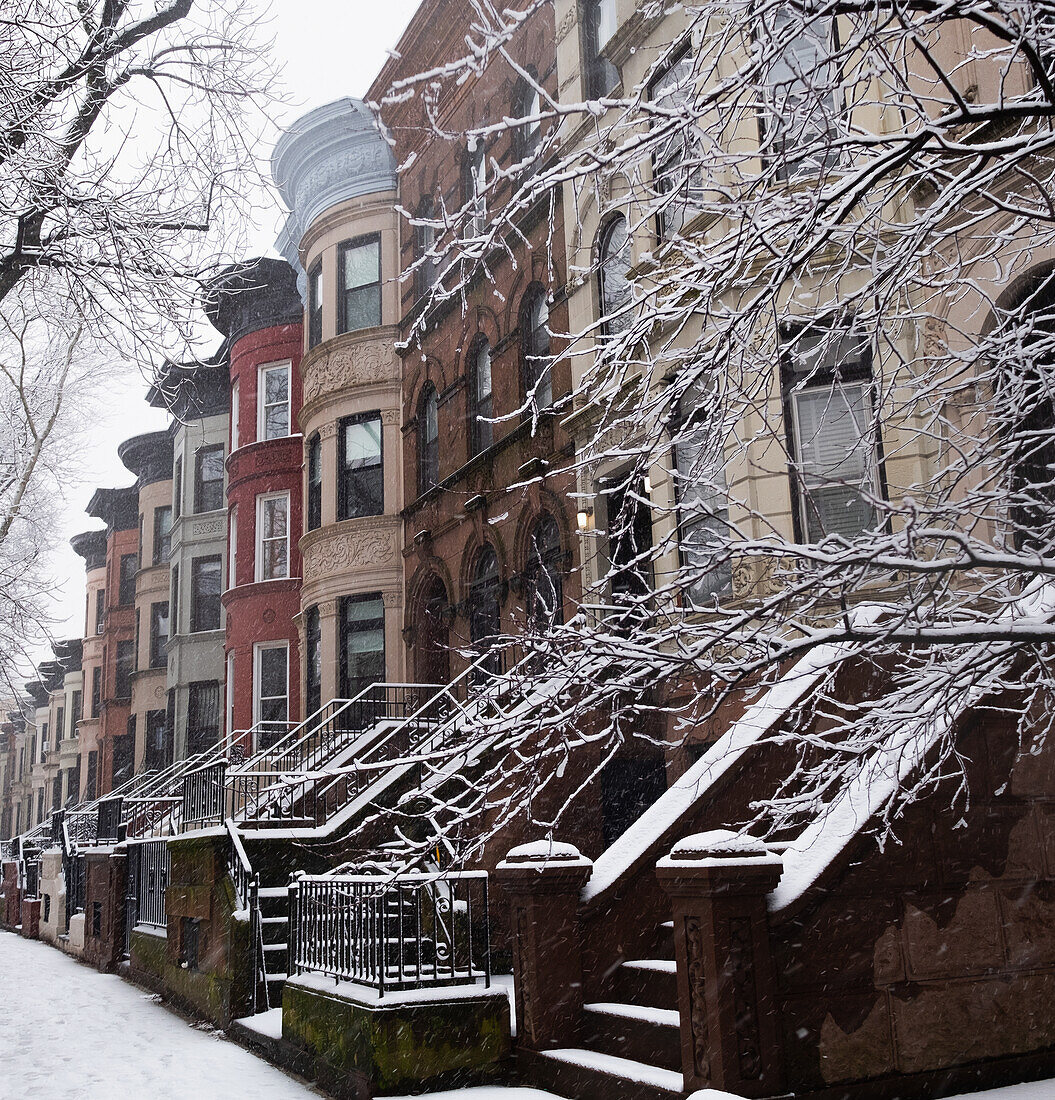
[658,830,782,871]
[497,840,593,871]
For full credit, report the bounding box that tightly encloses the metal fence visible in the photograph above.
[289,872,490,996]
[65,851,86,928]
[97,798,124,844]
[22,854,40,899]
[180,761,227,832]
[127,840,169,930]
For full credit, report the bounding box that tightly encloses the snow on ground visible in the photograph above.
[948,1084,1055,1100]
[0,932,322,1099]
[1,930,1051,1100]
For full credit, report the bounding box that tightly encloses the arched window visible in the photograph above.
[674,379,732,604]
[419,385,439,496]
[469,547,502,674]
[522,287,552,409]
[470,339,493,455]
[416,574,450,687]
[995,272,1055,550]
[517,69,543,161]
[598,215,632,336]
[526,514,564,630]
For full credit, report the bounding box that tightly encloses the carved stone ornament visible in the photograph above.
[685,915,711,1079]
[302,527,397,583]
[191,519,224,537]
[304,342,394,404]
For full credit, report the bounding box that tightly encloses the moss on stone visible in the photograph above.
[282,981,510,1095]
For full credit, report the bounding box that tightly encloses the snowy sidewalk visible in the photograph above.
[1,931,1050,1100]
[0,931,322,1099]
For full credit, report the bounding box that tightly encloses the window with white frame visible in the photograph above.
[228,505,238,589]
[256,493,289,581]
[582,0,618,98]
[254,642,289,745]
[231,379,240,451]
[782,327,881,542]
[258,362,291,440]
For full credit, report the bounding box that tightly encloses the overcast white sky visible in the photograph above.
[44,1,422,653]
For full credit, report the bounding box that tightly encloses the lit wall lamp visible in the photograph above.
[643,474,653,494]
[577,507,594,530]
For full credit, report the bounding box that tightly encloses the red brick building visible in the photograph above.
[206,258,304,751]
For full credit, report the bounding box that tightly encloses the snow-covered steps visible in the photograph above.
[609,958,678,1009]
[582,1000,681,1071]
[531,1046,684,1100]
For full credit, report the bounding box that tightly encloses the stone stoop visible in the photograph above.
[528,919,686,1100]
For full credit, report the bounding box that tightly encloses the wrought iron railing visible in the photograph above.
[180,761,227,832]
[96,798,124,844]
[288,872,490,996]
[127,839,169,930]
[22,854,40,899]
[226,822,267,1013]
[66,850,86,927]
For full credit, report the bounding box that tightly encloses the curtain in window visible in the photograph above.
[675,379,732,603]
[472,341,493,453]
[599,216,632,335]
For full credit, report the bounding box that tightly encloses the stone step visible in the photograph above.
[582,1001,681,1072]
[608,958,678,1011]
[528,1046,684,1100]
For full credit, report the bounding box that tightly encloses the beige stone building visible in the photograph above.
[273,99,406,705]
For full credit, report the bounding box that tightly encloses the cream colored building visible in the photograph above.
[273,98,406,706]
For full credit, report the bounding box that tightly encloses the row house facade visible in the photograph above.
[370,0,581,695]
[119,432,174,773]
[205,258,305,753]
[84,487,139,795]
[273,102,408,708]
[70,529,107,802]
[149,360,229,761]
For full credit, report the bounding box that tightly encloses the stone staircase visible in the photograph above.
[530,920,685,1100]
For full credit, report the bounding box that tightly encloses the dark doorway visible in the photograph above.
[600,754,667,847]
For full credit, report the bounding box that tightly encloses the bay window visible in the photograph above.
[307,434,322,531]
[190,556,222,632]
[419,386,439,495]
[256,492,290,581]
[338,413,383,519]
[470,340,493,455]
[194,445,224,513]
[340,594,385,699]
[308,260,323,348]
[254,642,289,748]
[153,506,172,565]
[338,235,382,334]
[258,361,291,440]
